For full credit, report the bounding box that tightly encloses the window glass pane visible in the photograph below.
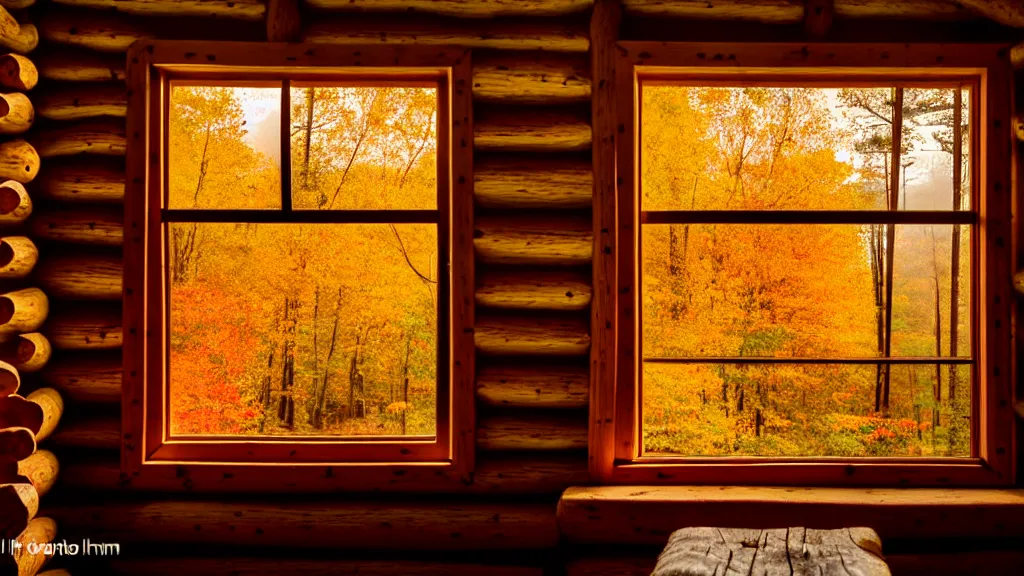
[641,224,971,359]
[642,362,970,458]
[641,85,970,212]
[167,223,438,437]
[290,86,437,210]
[168,84,282,209]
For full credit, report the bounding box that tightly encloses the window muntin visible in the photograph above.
[636,82,978,460]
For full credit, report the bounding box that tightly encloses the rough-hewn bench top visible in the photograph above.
[653,527,890,576]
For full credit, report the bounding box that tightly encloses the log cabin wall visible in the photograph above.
[0,0,1019,574]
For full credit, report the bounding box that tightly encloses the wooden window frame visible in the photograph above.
[593,42,1015,486]
[123,41,475,488]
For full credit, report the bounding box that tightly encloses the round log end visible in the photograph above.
[0,426,35,463]
[26,388,62,442]
[0,179,31,224]
[15,333,51,373]
[0,394,44,436]
[0,53,38,91]
[0,359,18,397]
[16,449,57,498]
[0,139,41,184]
[0,482,38,539]
[0,236,38,279]
[0,287,49,335]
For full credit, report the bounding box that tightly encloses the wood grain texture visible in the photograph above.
[41,352,121,403]
[45,305,122,350]
[475,157,592,209]
[5,517,56,576]
[267,0,301,41]
[476,269,591,310]
[834,0,975,20]
[58,452,588,494]
[36,49,126,82]
[26,387,63,442]
[0,92,33,134]
[0,54,37,91]
[476,314,590,356]
[35,249,122,300]
[30,118,127,157]
[557,486,1024,544]
[475,215,593,265]
[16,449,57,497]
[477,362,589,408]
[473,53,590,104]
[0,139,40,184]
[0,23,38,55]
[36,83,127,120]
[305,0,594,18]
[0,236,38,279]
[50,413,118,449]
[623,0,803,22]
[35,156,125,203]
[54,0,266,20]
[47,499,560,550]
[39,9,153,52]
[0,287,48,335]
[0,179,29,224]
[477,413,588,451]
[475,107,591,152]
[30,205,124,246]
[305,17,589,52]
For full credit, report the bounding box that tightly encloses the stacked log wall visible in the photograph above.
[19,0,1024,574]
[31,0,593,573]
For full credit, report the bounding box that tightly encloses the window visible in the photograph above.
[123,43,474,481]
[597,43,1014,485]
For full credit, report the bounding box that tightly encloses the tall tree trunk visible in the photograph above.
[401,335,411,435]
[303,88,315,189]
[930,227,943,429]
[948,88,963,454]
[881,88,903,416]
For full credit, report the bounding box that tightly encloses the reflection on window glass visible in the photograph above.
[642,363,970,458]
[168,84,281,210]
[167,223,438,437]
[290,86,437,210]
[641,86,971,212]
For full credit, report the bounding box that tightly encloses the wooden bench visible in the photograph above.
[652,527,890,576]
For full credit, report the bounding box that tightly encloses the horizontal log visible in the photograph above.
[59,452,588,494]
[0,332,51,373]
[47,499,559,550]
[473,53,590,104]
[305,0,593,18]
[0,236,38,279]
[477,413,588,451]
[0,5,16,39]
[0,394,42,435]
[53,0,266,20]
[45,306,122,350]
[476,314,590,356]
[833,0,975,20]
[30,206,124,246]
[50,413,118,449]
[39,9,152,53]
[0,360,17,397]
[36,48,126,82]
[476,270,591,311]
[107,559,542,576]
[475,215,593,265]
[557,486,1024,545]
[477,362,589,408]
[0,23,38,55]
[0,0,34,9]
[475,157,592,209]
[475,108,591,152]
[30,117,127,157]
[0,482,36,539]
[16,449,57,497]
[0,53,37,91]
[0,179,29,224]
[305,16,588,52]
[0,287,48,336]
[26,388,62,442]
[565,558,654,576]
[36,83,127,121]
[34,249,122,300]
[35,156,125,203]
[0,92,33,134]
[0,139,40,184]
[0,426,34,462]
[41,352,120,403]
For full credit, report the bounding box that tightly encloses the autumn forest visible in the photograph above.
[641,85,973,458]
[167,83,440,437]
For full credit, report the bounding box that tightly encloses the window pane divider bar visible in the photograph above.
[281,80,292,211]
[162,209,439,224]
[640,210,976,225]
[642,357,973,365]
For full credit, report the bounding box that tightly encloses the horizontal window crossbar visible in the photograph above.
[643,356,973,365]
[162,209,439,224]
[641,210,976,226]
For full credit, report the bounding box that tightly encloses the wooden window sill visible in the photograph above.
[557,486,1024,545]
